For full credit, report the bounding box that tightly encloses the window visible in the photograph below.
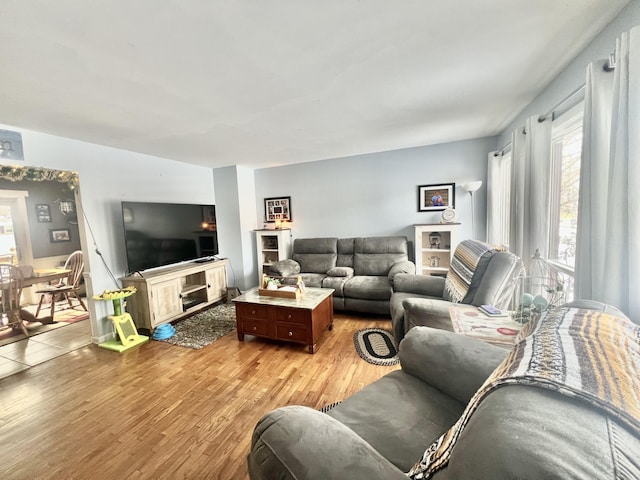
[548,104,584,299]
[486,150,512,248]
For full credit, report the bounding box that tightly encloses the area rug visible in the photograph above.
[353,328,399,366]
[157,303,237,350]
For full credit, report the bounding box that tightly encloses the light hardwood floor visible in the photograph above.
[0,311,399,480]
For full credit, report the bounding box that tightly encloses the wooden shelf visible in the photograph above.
[122,259,228,332]
[181,284,207,296]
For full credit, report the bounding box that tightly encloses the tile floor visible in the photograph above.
[0,308,92,380]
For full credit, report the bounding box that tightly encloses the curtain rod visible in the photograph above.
[493,142,512,157]
[537,84,585,123]
[538,51,616,123]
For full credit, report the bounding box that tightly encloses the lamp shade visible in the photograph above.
[462,181,482,193]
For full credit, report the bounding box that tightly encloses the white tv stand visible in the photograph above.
[121,259,228,333]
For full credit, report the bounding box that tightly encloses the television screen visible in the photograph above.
[121,201,218,273]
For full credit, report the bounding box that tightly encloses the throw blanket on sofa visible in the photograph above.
[444,241,500,303]
[408,307,640,479]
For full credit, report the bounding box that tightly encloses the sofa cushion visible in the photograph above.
[443,240,497,303]
[322,276,348,297]
[327,370,464,472]
[249,405,408,480]
[354,254,409,276]
[353,237,409,276]
[292,238,338,273]
[336,238,355,267]
[344,275,393,300]
[292,254,337,274]
[469,251,523,308]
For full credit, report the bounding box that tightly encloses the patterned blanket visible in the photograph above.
[444,241,502,303]
[407,307,640,479]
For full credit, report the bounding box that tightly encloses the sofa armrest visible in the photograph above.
[398,327,508,404]
[248,406,407,480]
[269,259,301,277]
[388,260,416,279]
[392,273,445,296]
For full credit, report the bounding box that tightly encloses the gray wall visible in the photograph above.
[254,136,496,248]
[498,0,640,146]
[0,178,81,258]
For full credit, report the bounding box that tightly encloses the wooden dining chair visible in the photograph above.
[35,250,87,320]
[0,263,28,337]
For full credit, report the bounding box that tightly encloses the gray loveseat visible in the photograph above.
[270,236,415,316]
[247,300,639,479]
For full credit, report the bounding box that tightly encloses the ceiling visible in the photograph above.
[0,1,630,169]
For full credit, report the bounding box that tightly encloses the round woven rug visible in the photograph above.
[353,328,399,366]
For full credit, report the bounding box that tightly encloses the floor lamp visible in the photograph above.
[462,181,482,239]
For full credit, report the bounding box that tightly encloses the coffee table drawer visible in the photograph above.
[242,319,269,336]
[274,307,308,325]
[236,303,268,320]
[276,323,308,343]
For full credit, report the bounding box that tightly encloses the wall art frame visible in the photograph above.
[417,183,455,212]
[264,196,291,222]
[49,228,71,243]
[36,204,51,222]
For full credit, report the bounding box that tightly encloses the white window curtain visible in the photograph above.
[574,27,640,320]
[509,116,552,271]
[486,150,511,247]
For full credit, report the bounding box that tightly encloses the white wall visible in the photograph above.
[498,0,640,146]
[254,136,496,251]
[0,124,216,342]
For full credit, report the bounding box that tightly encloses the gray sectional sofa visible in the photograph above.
[269,236,415,316]
[247,300,640,479]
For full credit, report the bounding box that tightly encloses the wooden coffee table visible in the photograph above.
[233,287,334,353]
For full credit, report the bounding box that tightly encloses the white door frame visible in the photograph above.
[0,189,34,266]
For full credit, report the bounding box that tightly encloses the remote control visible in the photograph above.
[479,304,504,316]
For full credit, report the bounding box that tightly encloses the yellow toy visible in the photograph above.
[94,286,149,352]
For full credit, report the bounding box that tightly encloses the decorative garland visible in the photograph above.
[0,165,79,191]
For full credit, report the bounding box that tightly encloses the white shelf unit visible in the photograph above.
[255,229,292,282]
[414,223,461,277]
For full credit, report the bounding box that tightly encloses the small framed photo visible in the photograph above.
[49,228,71,243]
[36,204,51,223]
[264,196,292,222]
[418,183,455,212]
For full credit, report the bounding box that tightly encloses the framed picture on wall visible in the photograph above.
[36,204,51,222]
[264,196,292,222]
[49,228,71,243]
[417,183,455,212]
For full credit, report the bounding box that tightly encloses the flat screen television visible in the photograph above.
[121,201,218,273]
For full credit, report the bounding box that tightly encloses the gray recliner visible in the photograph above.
[390,239,523,344]
[247,301,638,480]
